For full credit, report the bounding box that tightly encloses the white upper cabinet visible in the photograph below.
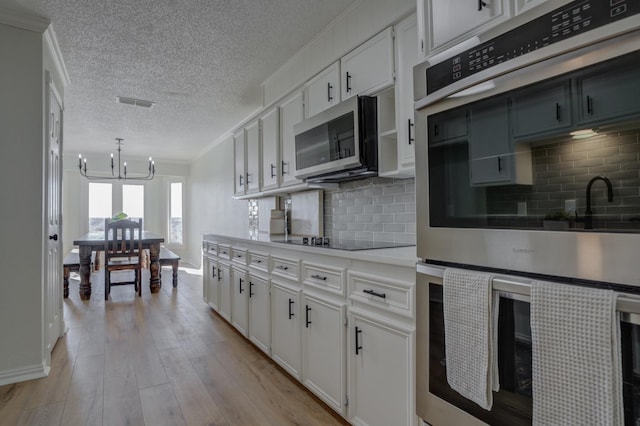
[279,90,305,187]
[245,120,261,193]
[260,107,280,191]
[395,14,420,172]
[304,62,341,119]
[340,27,395,100]
[233,129,246,197]
[423,0,511,54]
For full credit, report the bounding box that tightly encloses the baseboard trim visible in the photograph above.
[0,362,49,386]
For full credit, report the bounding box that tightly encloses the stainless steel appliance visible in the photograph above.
[413,0,640,286]
[293,96,378,183]
[415,1,640,424]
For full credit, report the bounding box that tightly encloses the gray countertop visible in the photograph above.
[203,232,418,268]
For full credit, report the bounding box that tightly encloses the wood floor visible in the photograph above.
[0,266,349,426]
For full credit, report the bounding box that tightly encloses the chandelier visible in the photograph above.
[78,138,155,180]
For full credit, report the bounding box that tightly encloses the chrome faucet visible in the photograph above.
[585,175,613,229]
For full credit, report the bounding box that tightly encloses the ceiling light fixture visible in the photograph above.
[78,138,155,180]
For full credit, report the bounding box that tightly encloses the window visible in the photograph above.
[88,182,112,232]
[169,182,183,245]
[122,184,144,222]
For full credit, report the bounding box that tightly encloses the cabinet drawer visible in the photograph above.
[302,262,345,296]
[271,256,300,282]
[348,271,414,318]
[248,251,269,273]
[232,247,248,265]
[204,242,218,256]
[218,244,231,260]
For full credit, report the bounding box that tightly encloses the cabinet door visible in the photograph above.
[231,267,248,337]
[511,80,572,139]
[207,259,219,311]
[279,91,304,187]
[576,59,640,126]
[248,273,271,355]
[305,62,340,118]
[469,97,513,184]
[396,14,421,170]
[425,0,510,52]
[271,283,301,379]
[301,293,346,415]
[202,256,209,303]
[349,313,414,426]
[233,129,246,196]
[218,262,232,321]
[341,27,394,100]
[260,108,280,191]
[245,120,261,193]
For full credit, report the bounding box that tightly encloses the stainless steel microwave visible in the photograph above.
[293,96,377,184]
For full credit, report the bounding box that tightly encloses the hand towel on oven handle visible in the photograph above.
[531,281,622,426]
[443,268,499,410]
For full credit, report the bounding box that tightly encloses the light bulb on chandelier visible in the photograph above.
[78,138,155,180]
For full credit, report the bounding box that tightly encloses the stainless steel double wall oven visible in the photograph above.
[414,0,640,424]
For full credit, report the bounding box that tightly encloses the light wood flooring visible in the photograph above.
[0,266,349,426]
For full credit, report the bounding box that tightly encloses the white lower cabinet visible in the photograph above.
[301,292,347,415]
[248,272,271,355]
[348,309,414,426]
[271,280,302,379]
[207,258,219,311]
[231,266,249,336]
[217,261,232,321]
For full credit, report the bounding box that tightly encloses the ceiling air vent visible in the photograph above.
[117,96,155,109]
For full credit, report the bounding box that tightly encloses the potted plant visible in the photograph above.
[543,209,571,231]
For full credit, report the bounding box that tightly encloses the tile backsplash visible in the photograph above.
[323,177,416,243]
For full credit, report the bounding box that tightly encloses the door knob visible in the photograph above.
[49,234,58,241]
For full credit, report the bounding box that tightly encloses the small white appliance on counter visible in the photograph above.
[413,0,640,424]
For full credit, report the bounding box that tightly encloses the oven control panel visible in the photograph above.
[426,0,640,95]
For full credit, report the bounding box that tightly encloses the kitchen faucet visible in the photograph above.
[584,175,613,230]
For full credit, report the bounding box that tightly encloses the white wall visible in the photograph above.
[0,22,48,379]
[186,134,249,266]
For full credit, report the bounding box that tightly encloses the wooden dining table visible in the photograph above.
[73,230,165,300]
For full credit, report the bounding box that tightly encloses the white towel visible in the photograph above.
[443,268,499,410]
[531,281,623,426]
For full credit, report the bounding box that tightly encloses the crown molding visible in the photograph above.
[0,6,50,33]
[44,25,71,86]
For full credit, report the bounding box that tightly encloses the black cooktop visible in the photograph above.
[272,237,415,251]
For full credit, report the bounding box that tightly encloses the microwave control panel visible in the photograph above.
[426,0,640,95]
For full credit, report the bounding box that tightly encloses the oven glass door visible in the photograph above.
[429,283,532,424]
[427,50,640,233]
[621,314,640,425]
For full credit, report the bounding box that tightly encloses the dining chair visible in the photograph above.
[104,217,143,300]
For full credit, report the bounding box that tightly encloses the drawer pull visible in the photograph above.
[311,274,327,281]
[253,259,262,264]
[363,289,386,299]
[276,265,289,271]
[235,254,242,258]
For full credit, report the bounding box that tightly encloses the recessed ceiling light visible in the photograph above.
[116,96,155,109]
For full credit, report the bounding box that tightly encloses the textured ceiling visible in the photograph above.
[3,0,356,161]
